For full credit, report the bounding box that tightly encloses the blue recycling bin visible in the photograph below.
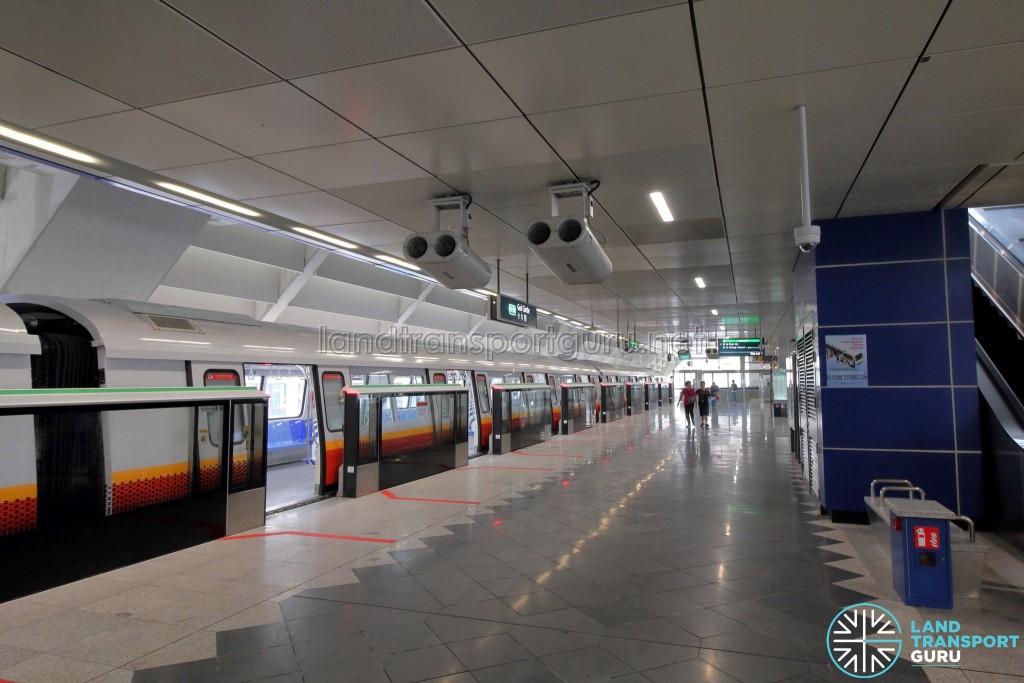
[886,499,954,610]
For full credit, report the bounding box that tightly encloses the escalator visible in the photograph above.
[972,216,1024,552]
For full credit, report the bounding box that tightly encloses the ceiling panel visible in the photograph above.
[926,0,1024,54]
[0,50,128,129]
[157,158,314,200]
[247,191,380,227]
[694,0,945,87]
[569,145,719,200]
[622,218,725,246]
[438,163,574,209]
[602,188,723,226]
[707,59,914,142]
[38,111,238,171]
[0,0,274,107]
[728,232,795,252]
[471,5,700,114]
[838,198,938,218]
[166,0,458,78]
[431,0,683,44]
[845,162,976,205]
[864,107,1024,171]
[531,91,708,160]
[293,48,519,137]
[328,177,458,223]
[255,139,431,188]
[382,118,559,176]
[643,250,733,270]
[892,43,1024,122]
[146,83,368,156]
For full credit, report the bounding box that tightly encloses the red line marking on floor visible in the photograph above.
[380,489,480,505]
[221,531,395,543]
[463,465,554,471]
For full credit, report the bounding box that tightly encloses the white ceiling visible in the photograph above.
[1,0,1023,354]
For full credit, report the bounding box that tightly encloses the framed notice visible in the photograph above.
[824,334,868,387]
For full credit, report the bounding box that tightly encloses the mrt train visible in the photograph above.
[0,295,656,538]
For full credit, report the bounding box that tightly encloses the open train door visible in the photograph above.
[444,370,478,458]
[316,366,350,493]
[186,362,265,534]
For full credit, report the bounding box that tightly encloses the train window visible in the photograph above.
[322,372,345,432]
[203,370,244,446]
[476,374,490,413]
[351,375,367,385]
[266,375,306,419]
[367,373,390,385]
[501,373,522,384]
[433,372,446,384]
[244,374,263,390]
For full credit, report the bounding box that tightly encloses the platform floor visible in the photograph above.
[1,403,1021,682]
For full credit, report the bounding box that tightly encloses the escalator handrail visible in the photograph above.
[976,340,1024,432]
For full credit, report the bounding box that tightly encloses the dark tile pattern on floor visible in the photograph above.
[132,407,930,682]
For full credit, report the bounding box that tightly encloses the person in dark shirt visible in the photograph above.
[696,380,712,428]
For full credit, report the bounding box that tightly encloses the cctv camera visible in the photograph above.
[794,224,821,252]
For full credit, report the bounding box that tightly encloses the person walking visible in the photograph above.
[696,380,712,428]
[730,381,738,403]
[709,382,719,412]
[677,380,697,427]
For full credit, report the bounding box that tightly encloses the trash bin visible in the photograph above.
[886,498,954,609]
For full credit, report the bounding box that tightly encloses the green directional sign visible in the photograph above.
[492,294,537,327]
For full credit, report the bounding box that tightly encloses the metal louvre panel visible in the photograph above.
[808,436,819,496]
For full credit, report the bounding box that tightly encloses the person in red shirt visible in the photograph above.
[677,380,697,427]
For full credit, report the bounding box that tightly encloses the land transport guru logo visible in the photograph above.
[827,603,902,678]
[827,602,1021,678]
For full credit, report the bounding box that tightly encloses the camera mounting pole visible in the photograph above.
[548,181,597,220]
[430,194,472,241]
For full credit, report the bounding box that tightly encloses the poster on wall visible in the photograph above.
[824,334,868,387]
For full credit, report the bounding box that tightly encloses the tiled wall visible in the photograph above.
[806,210,981,517]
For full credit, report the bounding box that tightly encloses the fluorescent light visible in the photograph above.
[243,344,295,351]
[719,325,726,331]
[475,289,495,296]
[536,308,552,315]
[711,309,718,315]
[553,315,568,321]
[156,182,260,217]
[694,277,706,288]
[479,361,495,366]
[374,355,404,361]
[414,356,440,361]
[293,227,357,250]
[448,358,469,363]
[500,362,516,366]
[649,192,674,222]
[378,254,420,271]
[0,124,99,163]
[140,337,211,346]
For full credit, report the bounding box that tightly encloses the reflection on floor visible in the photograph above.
[0,403,1020,682]
[266,461,317,512]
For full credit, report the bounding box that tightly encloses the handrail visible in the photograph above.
[971,218,1024,339]
[870,479,914,499]
[879,485,926,503]
[952,514,977,544]
[976,341,1024,427]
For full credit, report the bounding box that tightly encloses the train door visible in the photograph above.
[318,367,349,494]
[243,364,316,511]
[187,363,265,533]
[442,370,478,457]
[474,372,492,452]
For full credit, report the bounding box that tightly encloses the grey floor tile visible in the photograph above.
[599,636,698,671]
[285,611,361,643]
[130,658,218,683]
[471,657,563,683]
[644,657,742,683]
[440,598,524,623]
[416,569,477,591]
[602,617,701,646]
[541,644,636,682]
[363,621,443,656]
[351,604,433,631]
[700,649,810,683]
[425,615,512,644]
[712,599,794,626]
[448,633,533,670]
[420,674,479,683]
[508,625,602,657]
[500,590,572,616]
[628,589,705,617]
[429,582,496,607]
[216,621,291,654]
[478,575,544,598]
[378,643,467,683]
[579,600,657,628]
[665,609,748,639]
[518,607,608,635]
[217,643,298,683]
[462,563,522,582]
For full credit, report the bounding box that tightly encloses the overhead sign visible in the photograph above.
[719,338,763,356]
[492,294,537,327]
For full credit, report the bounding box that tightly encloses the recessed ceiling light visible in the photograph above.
[711,309,718,315]
[156,182,260,217]
[0,124,99,164]
[140,337,211,346]
[719,325,726,331]
[293,227,357,250]
[378,255,420,271]
[649,191,674,222]
[694,277,706,288]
